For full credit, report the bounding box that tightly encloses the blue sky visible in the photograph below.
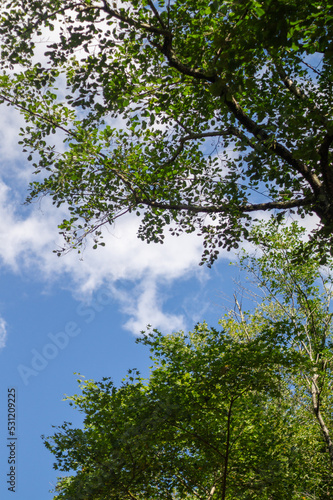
[0,103,250,499]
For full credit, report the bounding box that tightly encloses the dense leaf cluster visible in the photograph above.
[0,1,332,263]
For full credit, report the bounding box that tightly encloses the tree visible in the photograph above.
[0,0,332,264]
[43,222,333,499]
[237,220,333,483]
[43,325,317,500]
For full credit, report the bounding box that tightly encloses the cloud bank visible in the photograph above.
[0,169,210,335]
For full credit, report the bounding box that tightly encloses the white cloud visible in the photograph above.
[0,106,25,162]
[0,171,322,336]
[0,174,211,334]
[0,182,58,272]
[114,279,186,335]
[0,83,212,335]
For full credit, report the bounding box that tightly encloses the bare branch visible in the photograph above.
[233,294,251,340]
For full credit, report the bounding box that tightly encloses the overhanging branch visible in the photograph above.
[138,196,312,215]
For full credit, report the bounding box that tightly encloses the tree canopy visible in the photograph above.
[0,0,333,263]
[240,220,333,473]
[43,223,333,499]
[44,328,296,499]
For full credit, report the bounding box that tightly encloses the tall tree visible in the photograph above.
[43,222,333,499]
[0,1,332,264]
[44,325,319,500]
[239,220,333,475]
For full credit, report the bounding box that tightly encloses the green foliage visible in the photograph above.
[43,323,333,498]
[239,219,333,370]
[0,1,333,264]
[237,220,333,491]
[42,327,315,499]
[42,222,333,498]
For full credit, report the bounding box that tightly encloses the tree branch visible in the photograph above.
[101,0,171,37]
[147,0,167,30]
[153,37,323,197]
[233,294,251,340]
[158,30,215,81]
[139,196,313,215]
[154,35,323,198]
[0,92,76,138]
[319,132,333,197]
[222,92,322,195]
[273,59,331,130]
[311,374,333,471]
[162,128,238,167]
[221,398,234,500]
